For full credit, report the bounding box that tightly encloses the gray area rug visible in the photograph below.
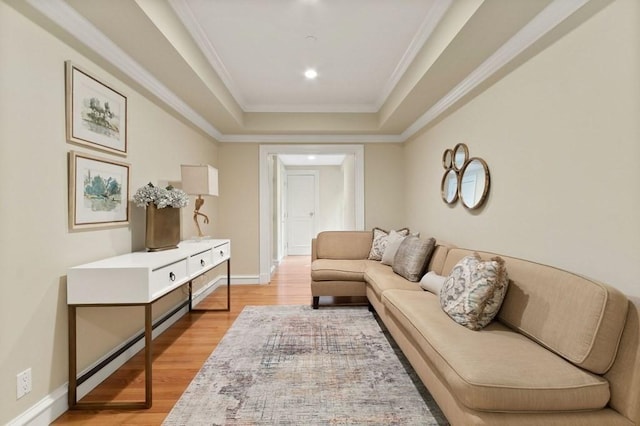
[163,305,448,425]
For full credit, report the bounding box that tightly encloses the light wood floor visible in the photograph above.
[53,256,364,425]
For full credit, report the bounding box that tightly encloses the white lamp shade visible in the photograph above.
[181,165,219,196]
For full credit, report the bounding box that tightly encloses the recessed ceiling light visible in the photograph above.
[304,69,318,80]
[307,155,316,160]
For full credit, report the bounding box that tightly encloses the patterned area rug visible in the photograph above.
[163,305,448,425]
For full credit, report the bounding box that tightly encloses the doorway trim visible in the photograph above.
[259,144,364,283]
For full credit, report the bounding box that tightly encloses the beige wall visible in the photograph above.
[364,144,407,230]
[342,154,356,229]
[217,143,261,277]
[315,166,345,232]
[0,3,219,422]
[404,0,640,298]
[219,143,407,279]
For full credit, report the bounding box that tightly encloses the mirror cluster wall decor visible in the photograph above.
[440,143,491,210]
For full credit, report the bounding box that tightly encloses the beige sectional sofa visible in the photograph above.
[310,231,640,425]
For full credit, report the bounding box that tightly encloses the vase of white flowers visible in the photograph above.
[132,183,189,251]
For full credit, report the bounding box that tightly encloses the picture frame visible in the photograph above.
[68,151,130,230]
[65,61,127,155]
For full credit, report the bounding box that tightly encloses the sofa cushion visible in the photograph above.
[316,231,373,260]
[427,241,455,275]
[392,236,436,282]
[368,227,409,261]
[440,254,509,330]
[442,249,629,374]
[311,259,372,282]
[364,263,422,303]
[383,289,611,413]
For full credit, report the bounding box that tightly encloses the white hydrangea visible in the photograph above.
[132,183,189,208]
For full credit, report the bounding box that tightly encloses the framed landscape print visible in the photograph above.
[65,61,127,155]
[68,151,130,230]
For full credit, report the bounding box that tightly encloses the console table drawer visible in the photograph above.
[150,259,188,299]
[67,239,230,305]
[213,242,230,264]
[189,249,213,276]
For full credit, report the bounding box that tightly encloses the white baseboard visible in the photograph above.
[230,274,262,285]
[191,274,223,305]
[7,274,257,425]
[75,303,190,401]
[7,301,190,426]
[6,386,67,426]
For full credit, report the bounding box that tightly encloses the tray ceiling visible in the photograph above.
[14,0,609,142]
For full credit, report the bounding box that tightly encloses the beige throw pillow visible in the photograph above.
[368,227,409,261]
[420,271,447,295]
[381,231,407,266]
[392,236,436,282]
[439,253,509,330]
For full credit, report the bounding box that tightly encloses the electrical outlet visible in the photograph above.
[16,368,32,399]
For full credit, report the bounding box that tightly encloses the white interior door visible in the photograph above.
[286,170,318,255]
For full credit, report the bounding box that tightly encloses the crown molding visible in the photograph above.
[26,0,589,144]
[26,0,223,141]
[170,0,452,115]
[402,0,589,141]
[218,133,404,144]
[374,0,453,111]
[168,0,248,111]
[242,103,379,114]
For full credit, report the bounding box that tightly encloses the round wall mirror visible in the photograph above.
[441,169,459,204]
[452,143,468,171]
[458,157,490,210]
[442,149,453,170]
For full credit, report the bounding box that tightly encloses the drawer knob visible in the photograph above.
[169,272,176,281]
[200,259,205,267]
[220,250,224,256]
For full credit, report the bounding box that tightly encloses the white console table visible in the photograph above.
[66,239,230,410]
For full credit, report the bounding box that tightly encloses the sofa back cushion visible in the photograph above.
[442,248,629,374]
[427,240,455,275]
[315,231,373,260]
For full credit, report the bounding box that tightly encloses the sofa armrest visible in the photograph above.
[311,238,318,261]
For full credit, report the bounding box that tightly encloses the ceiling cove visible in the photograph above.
[23,0,593,143]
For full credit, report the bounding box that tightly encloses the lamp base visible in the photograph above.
[192,198,211,241]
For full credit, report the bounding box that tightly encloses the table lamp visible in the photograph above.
[180,164,219,239]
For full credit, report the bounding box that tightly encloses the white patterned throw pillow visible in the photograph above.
[368,227,409,261]
[439,253,509,330]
